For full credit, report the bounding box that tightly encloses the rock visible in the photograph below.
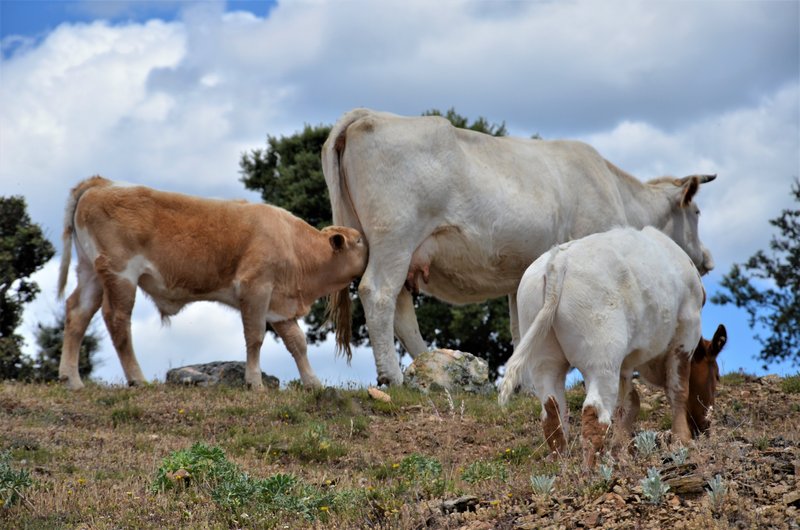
[367,387,391,402]
[783,490,800,507]
[166,361,279,388]
[404,349,494,394]
[665,474,705,494]
[441,494,479,514]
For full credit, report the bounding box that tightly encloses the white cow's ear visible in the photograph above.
[330,233,346,252]
[679,176,700,207]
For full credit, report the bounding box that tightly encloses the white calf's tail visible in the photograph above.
[57,176,110,298]
[498,248,566,406]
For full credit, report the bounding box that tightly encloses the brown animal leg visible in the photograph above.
[272,319,322,388]
[611,376,640,455]
[59,277,103,390]
[582,406,610,469]
[543,396,567,456]
[97,264,145,386]
[667,350,692,444]
[239,283,274,390]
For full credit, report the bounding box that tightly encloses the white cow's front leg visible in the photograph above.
[394,289,427,358]
[272,319,322,388]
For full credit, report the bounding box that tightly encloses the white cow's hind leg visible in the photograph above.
[273,319,322,388]
[394,289,427,358]
[358,251,411,386]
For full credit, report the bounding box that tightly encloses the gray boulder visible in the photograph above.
[166,361,279,389]
[404,349,494,394]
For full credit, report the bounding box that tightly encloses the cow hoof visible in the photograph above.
[376,374,403,387]
[61,378,84,391]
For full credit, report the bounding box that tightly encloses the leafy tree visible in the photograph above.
[240,109,515,377]
[0,196,55,380]
[32,313,100,382]
[711,178,800,368]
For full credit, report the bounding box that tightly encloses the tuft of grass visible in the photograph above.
[0,450,32,508]
[633,430,658,457]
[288,422,346,462]
[720,371,750,386]
[461,460,507,484]
[110,403,143,427]
[530,474,556,497]
[706,474,728,514]
[667,446,689,465]
[640,467,669,504]
[780,373,800,394]
[392,453,446,498]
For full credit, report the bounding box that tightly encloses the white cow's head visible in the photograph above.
[656,174,716,275]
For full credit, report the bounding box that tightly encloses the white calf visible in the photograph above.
[499,226,705,468]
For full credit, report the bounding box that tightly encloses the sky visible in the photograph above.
[1,0,798,388]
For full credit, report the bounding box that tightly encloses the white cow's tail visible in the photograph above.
[498,248,566,406]
[322,108,372,233]
[57,176,109,298]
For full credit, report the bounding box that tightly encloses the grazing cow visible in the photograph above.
[498,227,707,468]
[57,176,367,390]
[323,108,716,386]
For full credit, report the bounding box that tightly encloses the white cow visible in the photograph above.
[498,227,706,468]
[323,108,715,385]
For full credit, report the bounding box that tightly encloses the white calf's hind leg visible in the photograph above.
[581,368,621,469]
[59,266,103,389]
[528,344,571,456]
[273,319,322,388]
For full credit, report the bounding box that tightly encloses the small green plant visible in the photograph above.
[110,403,144,427]
[706,474,727,514]
[152,442,236,493]
[633,430,658,457]
[529,474,556,496]
[394,453,445,498]
[0,450,33,508]
[668,446,689,465]
[598,458,614,484]
[720,371,749,386]
[461,460,507,484]
[639,467,669,504]
[289,423,346,462]
[780,373,800,394]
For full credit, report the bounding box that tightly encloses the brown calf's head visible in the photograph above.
[688,324,727,436]
[322,226,368,363]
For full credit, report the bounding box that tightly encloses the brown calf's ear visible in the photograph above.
[329,233,346,252]
[711,324,727,356]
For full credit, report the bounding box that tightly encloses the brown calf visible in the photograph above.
[614,324,727,449]
[57,176,367,389]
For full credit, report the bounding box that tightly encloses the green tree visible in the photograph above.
[0,196,55,380]
[32,313,100,382]
[239,109,515,377]
[711,178,799,368]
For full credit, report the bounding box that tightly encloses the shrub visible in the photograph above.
[633,430,658,457]
[640,467,669,504]
[0,450,32,508]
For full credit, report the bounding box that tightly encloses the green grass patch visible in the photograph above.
[0,450,33,508]
[287,422,347,462]
[110,403,143,427]
[460,459,507,484]
[780,374,800,394]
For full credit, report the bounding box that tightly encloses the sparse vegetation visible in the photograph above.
[0,373,798,528]
[633,429,659,457]
[640,467,670,504]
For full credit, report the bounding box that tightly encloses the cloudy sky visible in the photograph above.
[1,0,798,387]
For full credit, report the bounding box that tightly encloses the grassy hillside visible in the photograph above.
[1,373,798,529]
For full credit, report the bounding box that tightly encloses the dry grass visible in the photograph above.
[0,373,798,529]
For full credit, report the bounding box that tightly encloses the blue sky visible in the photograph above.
[1,0,798,386]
